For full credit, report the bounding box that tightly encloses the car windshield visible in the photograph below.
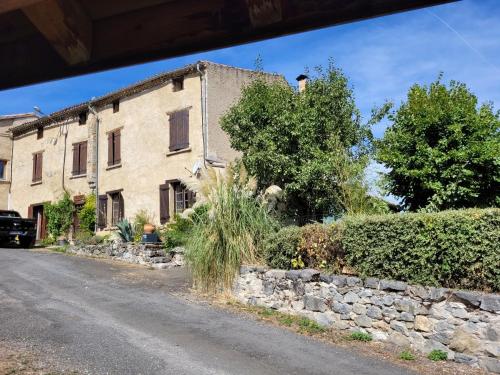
[0,211,20,218]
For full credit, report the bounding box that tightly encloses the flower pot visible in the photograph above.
[143,223,155,234]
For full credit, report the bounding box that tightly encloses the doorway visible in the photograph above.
[30,204,47,240]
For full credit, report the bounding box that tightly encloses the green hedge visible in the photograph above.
[343,209,500,291]
[265,226,302,269]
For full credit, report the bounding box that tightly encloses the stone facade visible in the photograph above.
[67,243,185,269]
[234,266,500,373]
[8,62,281,237]
[0,113,38,210]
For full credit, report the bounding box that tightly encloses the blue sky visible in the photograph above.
[1,0,499,140]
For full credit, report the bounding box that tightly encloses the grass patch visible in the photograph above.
[50,246,67,253]
[399,350,416,361]
[278,315,295,327]
[297,317,326,334]
[257,308,276,318]
[346,331,372,342]
[427,349,447,361]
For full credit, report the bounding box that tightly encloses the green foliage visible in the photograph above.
[295,224,345,271]
[399,350,416,361]
[132,209,155,242]
[162,214,194,249]
[185,166,277,293]
[376,78,500,211]
[44,193,74,239]
[427,350,448,361]
[264,226,302,269]
[116,219,134,242]
[343,208,500,291]
[221,60,385,221]
[297,317,326,334]
[347,332,372,342]
[77,194,96,235]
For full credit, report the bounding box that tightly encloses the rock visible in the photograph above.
[484,343,500,358]
[394,299,414,313]
[346,277,362,287]
[332,320,350,330]
[408,285,430,300]
[382,307,398,320]
[319,274,333,283]
[300,269,320,282]
[414,315,433,332]
[291,300,304,311]
[354,315,372,328]
[389,332,410,347]
[265,270,287,279]
[358,289,373,298]
[454,353,478,365]
[332,302,352,315]
[293,280,305,296]
[364,278,380,289]
[452,290,482,307]
[370,296,384,306]
[379,279,407,292]
[263,279,276,296]
[352,303,366,315]
[304,295,327,312]
[240,265,256,275]
[330,275,348,288]
[428,287,450,302]
[372,320,390,332]
[344,291,360,304]
[430,330,454,345]
[371,331,388,341]
[382,295,395,306]
[450,307,469,319]
[390,321,408,336]
[330,289,344,302]
[399,312,415,322]
[314,311,336,327]
[485,323,500,341]
[449,330,480,354]
[408,331,427,352]
[286,270,301,281]
[480,295,500,313]
[366,306,383,319]
[480,357,500,374]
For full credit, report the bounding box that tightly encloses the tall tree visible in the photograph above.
[376,78,500,211]
[221,62,379,221]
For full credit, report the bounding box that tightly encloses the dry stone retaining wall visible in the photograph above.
[234,266,500,373]
[67,243,185,269]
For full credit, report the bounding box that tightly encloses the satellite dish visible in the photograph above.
[192,160,202,175]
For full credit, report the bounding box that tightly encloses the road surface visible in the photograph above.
[0,248,415,375]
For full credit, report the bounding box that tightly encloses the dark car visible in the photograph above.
[0,210,37,248]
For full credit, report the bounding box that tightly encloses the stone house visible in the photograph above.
[0,113,38,210]
[8,61,280,239]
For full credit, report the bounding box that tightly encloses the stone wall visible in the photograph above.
[67,243,185,269]
[234,266,500,373]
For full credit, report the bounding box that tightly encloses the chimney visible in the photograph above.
[296,74,308,93]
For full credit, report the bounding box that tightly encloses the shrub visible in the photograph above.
[294,224,345,271]
[44,193,74,239]
[185,166,277,292]
[399,350,416,361]
[427,349,448,361]
[161,214,194,249]
[265,226,301,269]
[132,209,155,242]
[343,208,500,291]
[347,332,372,342]
[116,219,134,242]
[77,194,96,235]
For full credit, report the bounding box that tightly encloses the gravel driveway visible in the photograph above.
[0,248,415,375]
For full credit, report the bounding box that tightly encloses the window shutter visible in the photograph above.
[159,184,170,224]
[80,141,87,174]
[169,110,189,151]
[37,153,43,181]
[180,110,189,149]
[98,195,107,228]
[32,154,36,182]
[169,112,178,151]
[107,133,113,166]
[72,144,79,175]
[114,131,121,164]
[28,205,33,219]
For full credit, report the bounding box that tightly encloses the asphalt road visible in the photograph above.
[0,248,415,375]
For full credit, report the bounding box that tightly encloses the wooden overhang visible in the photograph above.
[0,0,457,90]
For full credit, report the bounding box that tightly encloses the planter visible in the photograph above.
[143,223,155,234]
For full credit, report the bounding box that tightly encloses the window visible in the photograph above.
[72,141,87,176]
[113,100,120,113]
[172,77,184,92]
[37,127,43,139]
[32,152,43,182]
[0,160,6,180]
[107,130,121,166]
[173,182,195,213]
[169,109,189,151]
[97,195,107,229]
[110,192,124,226]
[79,111,87,125]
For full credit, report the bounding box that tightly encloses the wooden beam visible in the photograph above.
[0,0,42,15]
[22,0,92,65]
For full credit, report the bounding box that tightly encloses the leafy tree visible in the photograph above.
[376,78,500,211]
[221,61,383,221]
[44,193,74,238]
[77,194,96,235]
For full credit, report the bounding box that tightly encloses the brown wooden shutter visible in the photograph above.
[114,131,121,164]
[180,110,189,149]
[80,141,87,174]
[32,154,36,182]
[169,110,189,151]
[98,195,107,228]
[119,193,124,221]
[72,144,79,175]
[107,133,113,166]
[38,153,43,181]
[169,112,178,151]
[159,184,170,224]
[28,205,33,219]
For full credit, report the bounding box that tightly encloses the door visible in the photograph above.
[30,204,46,240]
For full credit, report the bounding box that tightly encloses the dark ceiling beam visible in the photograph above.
[0,0,457,90]
[0,0,42,15]
[22,0,92,65]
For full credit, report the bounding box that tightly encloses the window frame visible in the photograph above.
[36,126,43,139]
[107,129,121,167]
[78,111,87,125]
[168,109,189,152]
[32,151,43,183]
[72,141,87,176]
[113,100,120,113]
[110,191,124,226]
[0,160,6,180]
[172,77,184,92]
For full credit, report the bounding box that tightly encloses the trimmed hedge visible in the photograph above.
[265,226,302,269]
[343,209,500,291]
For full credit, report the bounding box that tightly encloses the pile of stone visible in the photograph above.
[67,243,185,269]
[234,266,500,373]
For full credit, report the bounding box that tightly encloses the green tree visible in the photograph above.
[376,78,500,211]
[44,193,74,239]
[221,61,382,221]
